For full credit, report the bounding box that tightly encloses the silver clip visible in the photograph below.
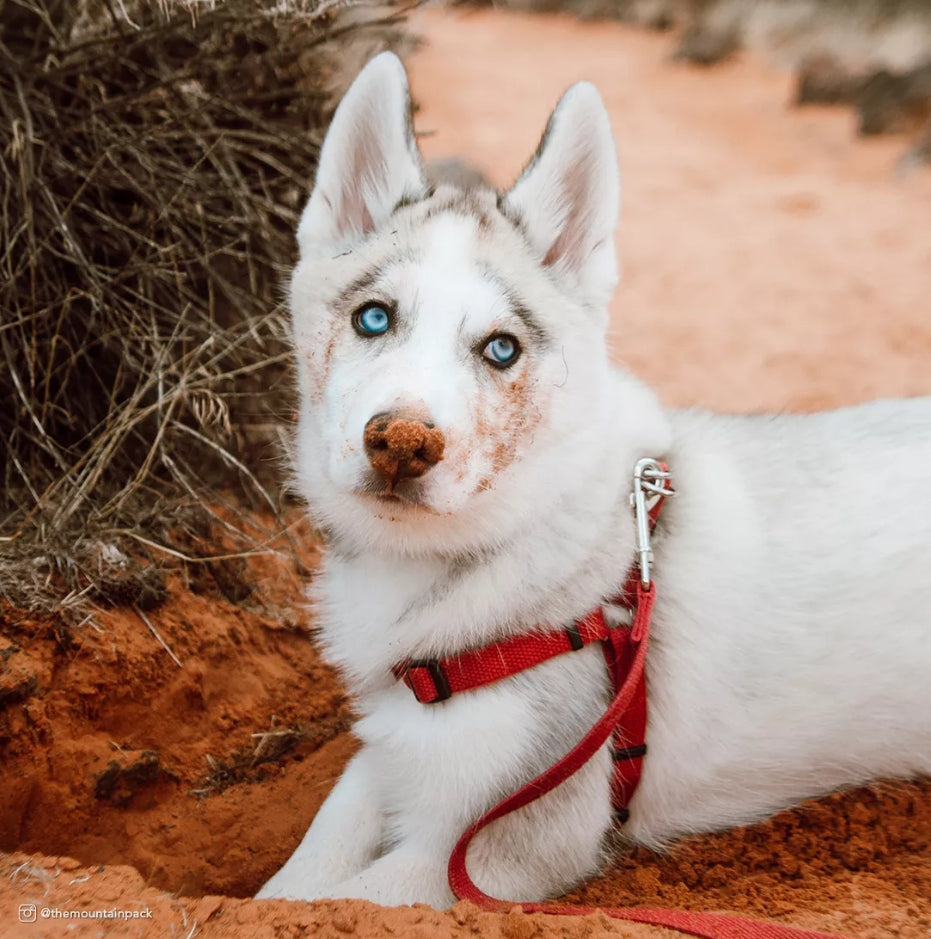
[630,458,674,590]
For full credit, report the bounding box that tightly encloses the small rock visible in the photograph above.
[795,54,864,106]
[674,25,739,66]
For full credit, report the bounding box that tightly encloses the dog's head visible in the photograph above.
[290,53,651,554]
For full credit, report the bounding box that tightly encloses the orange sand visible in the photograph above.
[2,8,931,938]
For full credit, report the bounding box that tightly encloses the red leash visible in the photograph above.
[394,460,855,939]
[447,578,655,898]
[446,581,847,939]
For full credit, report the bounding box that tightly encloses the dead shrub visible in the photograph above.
[0,0,415,617]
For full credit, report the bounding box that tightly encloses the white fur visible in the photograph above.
[298,52,426,255]
[257,53,931,907]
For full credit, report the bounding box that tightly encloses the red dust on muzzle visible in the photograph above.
[363,412,446,491]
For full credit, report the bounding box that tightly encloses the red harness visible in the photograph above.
[392,502,658,826]
[390,467,853,939]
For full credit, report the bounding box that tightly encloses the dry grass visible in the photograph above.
[0,0,414,618]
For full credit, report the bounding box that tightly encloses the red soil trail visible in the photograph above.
[2,7,931,938]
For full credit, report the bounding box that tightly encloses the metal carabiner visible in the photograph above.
[630,458,674,590]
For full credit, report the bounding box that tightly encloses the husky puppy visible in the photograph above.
[257,52,931,907]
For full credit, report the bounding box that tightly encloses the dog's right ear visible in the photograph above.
[501,83,620,309]
[298,52,427,255]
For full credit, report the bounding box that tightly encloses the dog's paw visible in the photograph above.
[255,870,327,903]
[314,852,456,908]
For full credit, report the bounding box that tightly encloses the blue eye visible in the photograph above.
[353,304,391,337]
[482,334,521,368]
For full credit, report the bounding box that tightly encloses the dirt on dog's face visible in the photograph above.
[288,53,621,552]
[290,198,587,528]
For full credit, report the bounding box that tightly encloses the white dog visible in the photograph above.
[257,51,931,908]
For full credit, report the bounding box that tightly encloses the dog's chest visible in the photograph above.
[313,547,616,831]
[313,552,446,687]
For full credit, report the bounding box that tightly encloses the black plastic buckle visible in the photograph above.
[407,660,452,704]
[612,743,647,761]
[565,623,584,651]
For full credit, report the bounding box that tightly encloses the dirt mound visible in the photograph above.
[0,513,348,899]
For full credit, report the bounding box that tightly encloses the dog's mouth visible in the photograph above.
[356,474,435,512]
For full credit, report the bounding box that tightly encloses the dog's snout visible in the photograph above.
[363,412,445,489]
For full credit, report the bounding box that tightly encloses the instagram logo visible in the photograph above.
[18,904,37,923]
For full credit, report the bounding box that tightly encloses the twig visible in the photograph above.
[134,605,183,668]
[115,529,287,564]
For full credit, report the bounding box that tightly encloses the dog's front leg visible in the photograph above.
[318,844,454,908]
[256,748,384,901]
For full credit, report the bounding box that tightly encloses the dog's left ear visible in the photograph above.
[502,83,620,308]
[298,52,427,255]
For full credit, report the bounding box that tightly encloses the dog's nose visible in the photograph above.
[363,412,445,489]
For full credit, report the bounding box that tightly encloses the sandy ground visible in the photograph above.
[2,7,931,939]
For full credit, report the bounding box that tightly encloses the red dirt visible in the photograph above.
[364,416,446,484]
[3,7,931,939]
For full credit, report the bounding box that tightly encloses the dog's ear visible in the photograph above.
[298,52,427,254]
[502,83,620,308]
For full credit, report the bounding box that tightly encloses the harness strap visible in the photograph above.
[392,481,666,819]
[602,607,647,822]
[447,580,654,900]
[392,612,612,705]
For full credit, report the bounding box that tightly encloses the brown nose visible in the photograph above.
[363,412,445,489]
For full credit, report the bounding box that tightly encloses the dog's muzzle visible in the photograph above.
[363,411,445,492]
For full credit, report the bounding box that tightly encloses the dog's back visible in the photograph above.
[630,397,931,842]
